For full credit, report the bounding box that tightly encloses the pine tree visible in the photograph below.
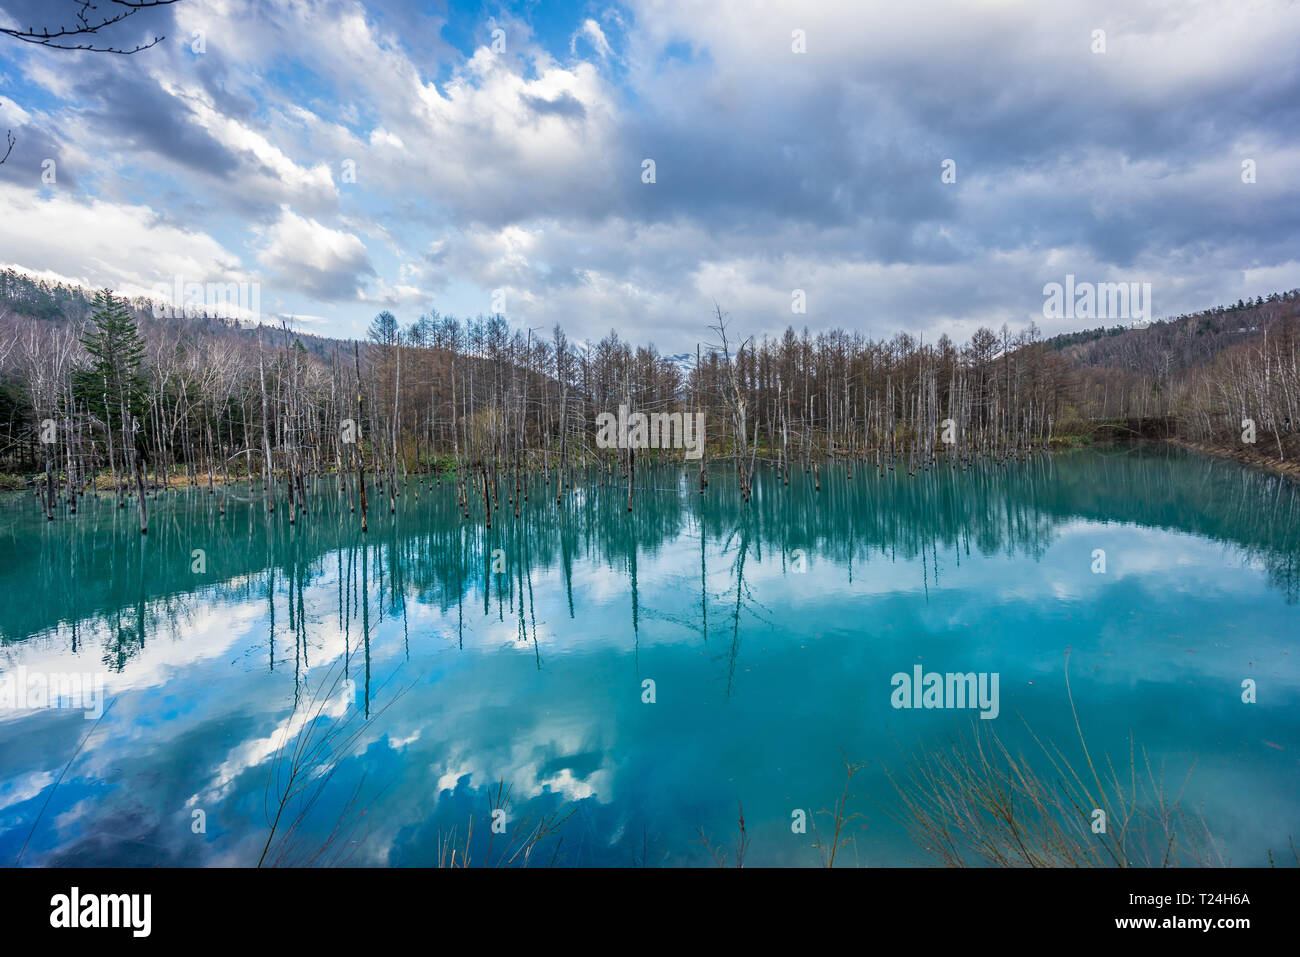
[75,289,146,425]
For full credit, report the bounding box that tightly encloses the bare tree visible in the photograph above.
[0,0,180,53]
[0,1,181,165]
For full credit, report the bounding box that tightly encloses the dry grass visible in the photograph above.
[434,780,575,867]
[259,654,407,867]
[696,800,751,867]
[884,656,1222,867]
[810,757,868,867]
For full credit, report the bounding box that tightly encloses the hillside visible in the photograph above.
[1046,291,1300,375]
[0,268,347,363]
[1,266,1297,490]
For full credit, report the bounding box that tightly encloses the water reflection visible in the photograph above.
[0,446,1297,866]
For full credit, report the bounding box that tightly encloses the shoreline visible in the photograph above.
[2,441,1297,495]
[1164,437,1300,482]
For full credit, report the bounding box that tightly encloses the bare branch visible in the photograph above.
[0,0,181,55]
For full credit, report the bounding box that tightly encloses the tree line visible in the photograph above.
[1,267,1297,530]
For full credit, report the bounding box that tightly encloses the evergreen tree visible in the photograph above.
[75,289,147,430]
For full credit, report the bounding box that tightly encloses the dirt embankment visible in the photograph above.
[1166,438,1300,481]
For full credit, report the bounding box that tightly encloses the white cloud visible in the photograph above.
[571,19,613,59]
[0,182,249,300]
[257,205,375,302]
[2,0,1296,344]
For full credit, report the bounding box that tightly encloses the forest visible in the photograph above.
[1,266,1297,531]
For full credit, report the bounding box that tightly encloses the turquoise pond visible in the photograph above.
[0,446,1297,866]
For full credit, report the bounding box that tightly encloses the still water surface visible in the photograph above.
[0,447,1297,866]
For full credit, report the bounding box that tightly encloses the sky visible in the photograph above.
[0,0,1297,352]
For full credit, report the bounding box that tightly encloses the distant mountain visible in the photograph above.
[4,265,1297,386]
[0,267,347,362]
[1046,291,1300,375]
[664,353,696,377]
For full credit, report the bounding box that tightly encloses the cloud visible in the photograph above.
[0,0,1296,346]
[76,69,243,179]
[571,18,613,59]
[257,205,376,303]
[520,90,587,120]
[0,182,248,299]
